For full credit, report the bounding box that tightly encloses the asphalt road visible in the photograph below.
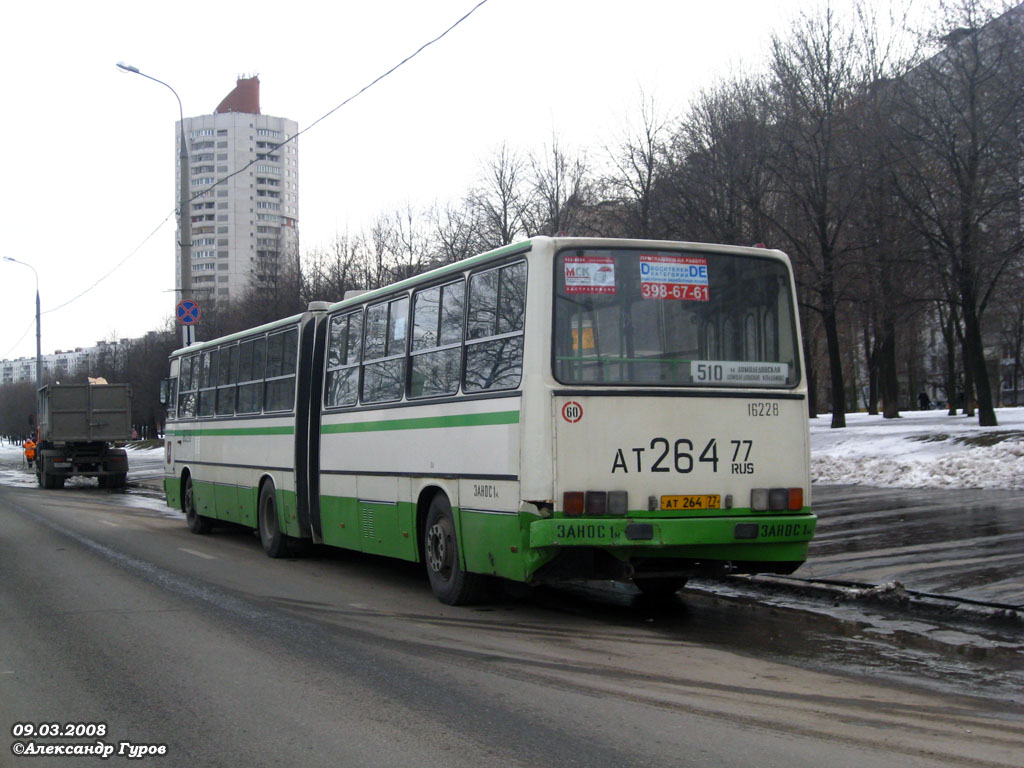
[806,485,1024,606]
[1,480,1022,768]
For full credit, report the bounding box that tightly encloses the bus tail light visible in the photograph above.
[585,491,606,516]
[751,487,804,512]
[563,492,584,516]
[751,488,769,511]
[563,491,628,516]
[607,491,628,515]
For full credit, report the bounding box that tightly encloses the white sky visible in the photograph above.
[0,0,927,358]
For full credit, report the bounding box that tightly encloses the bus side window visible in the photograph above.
[410,279,464,399]
[325,311,361,408]
[464,261,526,393]
[236,337,265,414]
[177,355,198,418]
[198,350,217,417]
[216,344,238,416]
[362,297,408,404]
[265,328,298,412]
[161,377,178,420]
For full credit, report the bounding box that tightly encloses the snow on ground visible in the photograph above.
[811,406,1024,490]
[3,411,1023,496]
[0,442,182,517]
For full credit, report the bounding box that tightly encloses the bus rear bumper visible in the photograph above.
[524,512,816,583]
[528,512,816,551]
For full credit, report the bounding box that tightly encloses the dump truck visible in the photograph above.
[35,383,132,489]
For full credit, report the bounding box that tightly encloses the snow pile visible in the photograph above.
[3,411,1023,493]
[811,407,1024,489]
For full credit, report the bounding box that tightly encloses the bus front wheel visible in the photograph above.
[183,475,212,534]
[423,495,486,605]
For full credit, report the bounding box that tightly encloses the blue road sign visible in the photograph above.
[176,300,201,325]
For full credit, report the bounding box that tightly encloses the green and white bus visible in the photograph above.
[163,236,815,604]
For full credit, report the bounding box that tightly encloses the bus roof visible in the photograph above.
[169,311,305,358]
[319,236,789,315]
[169,237,790,357]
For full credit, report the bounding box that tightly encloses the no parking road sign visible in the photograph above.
[176,300,201,325]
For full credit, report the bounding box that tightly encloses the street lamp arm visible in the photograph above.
[115,61,194,344]
[3,256,39,288]
[116,62,184,127]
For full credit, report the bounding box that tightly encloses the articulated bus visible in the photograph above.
[162,237,815,604]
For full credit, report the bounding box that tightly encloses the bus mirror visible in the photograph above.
[159,379,169,406]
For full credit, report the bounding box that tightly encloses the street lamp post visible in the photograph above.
[3,257,42,418]
[116,62,194,345]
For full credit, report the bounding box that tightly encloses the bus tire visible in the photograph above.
[423,494,486,606]
[258,481,288,558]
[633,577,686,598]
[183,475,212,534]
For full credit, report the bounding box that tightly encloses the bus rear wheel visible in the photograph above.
[183,475,212,534]
[258,482,288,558]
[423,494,486,605]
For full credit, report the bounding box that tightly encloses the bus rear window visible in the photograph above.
[553,249,800,387]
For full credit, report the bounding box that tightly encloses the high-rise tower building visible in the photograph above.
[176,76,299,306]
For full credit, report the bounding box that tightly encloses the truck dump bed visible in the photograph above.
[38,384,132,443]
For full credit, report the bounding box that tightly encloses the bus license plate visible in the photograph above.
[661,494,720,510]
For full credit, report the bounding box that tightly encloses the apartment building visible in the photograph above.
[178,76,299,305]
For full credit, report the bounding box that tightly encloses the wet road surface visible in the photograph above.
[2,484,1022,768]
[804,485,1024,607]
[1,450,1021,712]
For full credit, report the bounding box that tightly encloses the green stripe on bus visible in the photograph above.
[321,410,520,435]
[166,426,295,437]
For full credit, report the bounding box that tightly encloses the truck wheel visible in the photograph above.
[258,481,288,558]
[182,475,212,534]
[423,494,487,605]
[111,473,127,489]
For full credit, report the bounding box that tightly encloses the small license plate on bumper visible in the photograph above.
[661,494,720,510]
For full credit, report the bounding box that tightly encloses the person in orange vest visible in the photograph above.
[24,436,36,467]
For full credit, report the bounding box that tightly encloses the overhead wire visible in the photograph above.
[21,0,493,339]
[2,320,35,359]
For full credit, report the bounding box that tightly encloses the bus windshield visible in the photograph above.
[553,247,800,387]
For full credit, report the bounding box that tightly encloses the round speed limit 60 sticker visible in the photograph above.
[561,401,583,423]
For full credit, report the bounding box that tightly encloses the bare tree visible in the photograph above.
[303,232,367,302]
[889,0,1024,426]
[364,214,399,289]
[388,203,434,280]
[846,0,925,418]
[429,200,478,264]
[0,381,37,439]
[469,143,528,248]
[764,3,865,428]
[602,91,670,239]
[522,133,593,237]
[664,74,774,245]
